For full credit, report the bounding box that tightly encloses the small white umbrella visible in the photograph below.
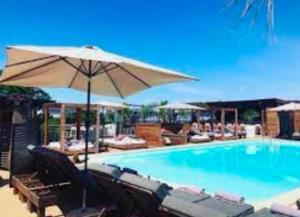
[270,102,300,112]
[156,102,205,110]
[96,101,127,110]
[156,103,205,123]
[0,45,197,212]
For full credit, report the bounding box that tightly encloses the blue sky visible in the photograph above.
[1,0,300,104]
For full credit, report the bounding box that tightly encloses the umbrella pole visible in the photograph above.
[83,60,92,210]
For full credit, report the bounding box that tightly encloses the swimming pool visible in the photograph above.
[88,139,300,202]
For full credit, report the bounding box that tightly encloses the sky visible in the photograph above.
[0,0,300,104]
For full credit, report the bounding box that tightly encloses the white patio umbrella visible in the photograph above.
[96,101,127,110]
[156,103,205,123]
[0,45,197,212]
[156,102,205,110]
[270,102,300,112]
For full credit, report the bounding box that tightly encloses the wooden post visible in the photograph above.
[197,110,201,131]
[60,104,66,151]
[221,108,225,140]
[261,109,265,136]
[95,105,101,152]
[44,106,48,146]
[76,108,81,140]
[235,109,238,137]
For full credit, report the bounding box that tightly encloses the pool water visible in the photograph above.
[89,139,300,202]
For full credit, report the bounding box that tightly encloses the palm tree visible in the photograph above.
[227,0,275,42]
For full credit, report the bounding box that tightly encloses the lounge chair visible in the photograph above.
[119,172,171,217]
[160,196,228,217]
[105,135,147,150]
[188,124,211,143]
[26,146,116,216]
[46,140,96,155]
[161,123,188,145]
[292,132,300,141]
[65,139,95,151]
[88,163,133,216]
[248,203,300,217]
[168,188,211,203]
[189,134,211,143]
[193,192,254,217]
[160,191,254,217]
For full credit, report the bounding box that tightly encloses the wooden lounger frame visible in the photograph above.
[11,173,67,217]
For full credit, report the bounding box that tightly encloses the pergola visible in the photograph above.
[210,107,238,140]
[43,102,102,152]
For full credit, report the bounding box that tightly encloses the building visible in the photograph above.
[191,98,300,124]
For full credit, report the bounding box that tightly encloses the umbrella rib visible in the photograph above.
[91,61,101,73]
[104,69,124,98]
[114,63,151,88]
[6,55,57,67]
[0,57,64,83]
[92,64,119,77]
[68,61,85,88]
[60,58,88,76]
[92,62,114,76]
[80,59,88,74]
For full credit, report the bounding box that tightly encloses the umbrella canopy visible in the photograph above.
[269,102,300,112]
[96,101,127,110]
[0,45,196,97]
[156,102,205,110]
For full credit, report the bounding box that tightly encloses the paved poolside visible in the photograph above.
[0,170,63,217]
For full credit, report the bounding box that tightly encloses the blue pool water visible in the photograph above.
[89,139,300,202]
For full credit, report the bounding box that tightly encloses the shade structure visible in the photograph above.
[156,103,205,110]
[96,101,127,110]
[0,45,196,97]
[0,45,197,211]
[270,103,300,112]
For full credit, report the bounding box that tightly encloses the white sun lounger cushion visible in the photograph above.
[270,203,300,217]
[108,137,146,146]
[66,140,94,151]
[190,135,210,142]
[47,141,61,149]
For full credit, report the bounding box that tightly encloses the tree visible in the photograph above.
[241,109,260,124]
[140,104,152,122]
[158,100,168,122]
[227,0,275,42]
[0,69,51,101]
[122,106,133,122]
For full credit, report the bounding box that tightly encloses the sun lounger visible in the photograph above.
[292,132,300,141]
[106,136,147,150]
[248,205,300,217]
[162,123,188,145]
[46,140,96,155]
[160,196,228,217]
[88,163,133,216]
[26,146,116,216]
[193,193,254,217]
[119,172,171,217]
[160,191,254,217]
[190,134,211,143]
[168,188,211,203]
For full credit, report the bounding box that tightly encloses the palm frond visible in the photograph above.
[226,0,275,43]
